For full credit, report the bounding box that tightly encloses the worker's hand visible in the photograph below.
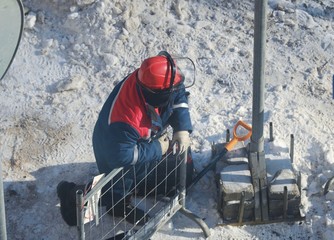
[158,132,169,155]
[172,131,190,154]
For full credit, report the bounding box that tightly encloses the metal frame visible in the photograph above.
[76,151,210,240]
[129,152,210,239]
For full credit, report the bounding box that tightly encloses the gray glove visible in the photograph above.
[172,131,190,154]
[158,132,169,155]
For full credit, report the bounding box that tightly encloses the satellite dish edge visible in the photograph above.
[0,0,24,80]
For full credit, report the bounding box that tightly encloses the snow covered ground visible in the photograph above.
[1,0,334,239]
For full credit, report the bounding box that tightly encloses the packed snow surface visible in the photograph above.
[1,0,334,239]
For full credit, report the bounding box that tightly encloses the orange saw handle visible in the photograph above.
[225,120,252,151]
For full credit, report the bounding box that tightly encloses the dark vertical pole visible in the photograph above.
[283,186,288,219]
[238,192,246,225]
[290,134,294,163]
[179,150,187,208]
[76,190,85,240]
[249,0,269,222]
[269,122,274,142]
[250,0,267,153]
[0,160,7,240]
[226,129,230,142]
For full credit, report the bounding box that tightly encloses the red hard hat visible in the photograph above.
[138,55,182,90]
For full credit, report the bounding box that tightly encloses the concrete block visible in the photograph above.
[220,199,255,222]
[269,169,300,199]
[219,164,254,201]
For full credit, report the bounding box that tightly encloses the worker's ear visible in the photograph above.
[0,0,24,80]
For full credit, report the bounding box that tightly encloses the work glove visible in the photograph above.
[158,132,169,155]
[172,131,191,154]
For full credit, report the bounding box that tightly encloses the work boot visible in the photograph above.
[57,181,87,226]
